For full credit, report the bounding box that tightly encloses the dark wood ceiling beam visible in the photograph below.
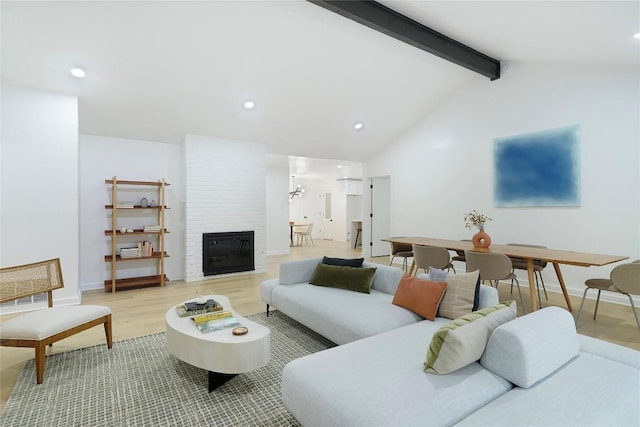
[308,0,501,80]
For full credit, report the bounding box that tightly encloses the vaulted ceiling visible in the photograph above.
[2,1,638,166]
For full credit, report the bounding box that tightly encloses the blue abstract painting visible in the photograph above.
[494,125,580,207]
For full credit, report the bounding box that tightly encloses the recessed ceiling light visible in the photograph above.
[634,32,640,40]
[354,122,364,130]
[337,165,343,169]
[244,100,255,109]
[70,68,86,78]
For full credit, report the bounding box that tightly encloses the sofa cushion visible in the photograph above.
[322,256,364,267]
[456,351,640,427]
[0,305,112,340]
[425,300,517,374]
[437,270,481,319]
[392,275,448,321]
[309,263,376,294]
[272,284,422,345]
[279,257,322,285]
[363,261,405,295]
[481,306,579,388]
[428,266,449,282]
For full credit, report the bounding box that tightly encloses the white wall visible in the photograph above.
[79,135,185,290]
[364,63,639,303]
[0,85,80,308]
[266,155,290,255]
[184,135,266,282]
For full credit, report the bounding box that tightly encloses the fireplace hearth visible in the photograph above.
[202,231,254,276]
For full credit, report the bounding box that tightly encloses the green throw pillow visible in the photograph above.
[309,263,377,294]
[424,300,517,374]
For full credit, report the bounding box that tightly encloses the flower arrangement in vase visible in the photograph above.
[464,210,492,248]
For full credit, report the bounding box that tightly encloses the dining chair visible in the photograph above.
[465,250,526,313]
[412,244,456,276]
[576,260,640,331]
[389,241,413,273]
[294,223,314,247]
[451,239,472,264]
[507,243,549,307]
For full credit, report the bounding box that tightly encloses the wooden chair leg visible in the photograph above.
[104,314,113,349]
[35,342,46,384]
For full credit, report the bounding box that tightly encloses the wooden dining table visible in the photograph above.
[382,236,629,312]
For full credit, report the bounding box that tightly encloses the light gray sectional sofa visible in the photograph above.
[260,257,640,427]
[260,257,497,345]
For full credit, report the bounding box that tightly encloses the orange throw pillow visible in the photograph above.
[392,274,448,321]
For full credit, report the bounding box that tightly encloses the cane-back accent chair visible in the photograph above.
[0,258,112,384]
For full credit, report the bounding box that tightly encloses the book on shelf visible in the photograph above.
[120,247,140,258]
[192,310,240,333]
[143,224,162,232]
[175,298,223,317]
[141,241,153,256]
[116,202,135,208]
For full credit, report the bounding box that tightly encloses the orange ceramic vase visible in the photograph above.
[472,229,491,248]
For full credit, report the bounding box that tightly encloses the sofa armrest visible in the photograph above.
[477,285,498,309]
[260,278,280,305]
[279,257,323,285]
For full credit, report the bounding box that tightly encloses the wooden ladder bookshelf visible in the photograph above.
[104,177,170,292]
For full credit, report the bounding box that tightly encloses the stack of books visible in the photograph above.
[138,241,153,256]
[143,225,162,232]
[192,310,240,333]
[175,298,223,317]
[120,247,140,258]
[116,202,135,208]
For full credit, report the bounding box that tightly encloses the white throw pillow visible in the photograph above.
[437,270,480,320]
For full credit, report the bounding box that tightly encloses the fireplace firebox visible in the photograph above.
[202,231,254,276]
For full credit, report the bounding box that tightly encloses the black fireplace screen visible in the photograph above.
[202,231,254,276]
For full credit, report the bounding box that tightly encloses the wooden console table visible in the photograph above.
[382,237,628,312]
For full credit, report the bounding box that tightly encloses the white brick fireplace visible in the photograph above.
[183,134,266,282]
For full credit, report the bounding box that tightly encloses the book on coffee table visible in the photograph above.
[192,311,241,333]
[176,299,223,317]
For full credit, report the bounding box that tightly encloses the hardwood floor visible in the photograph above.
[1,239,638,411]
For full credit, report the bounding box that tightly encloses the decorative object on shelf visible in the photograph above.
[464,210,492,248]
[150,199,158,207]
[120,227,127,234]
[140,197,149,208]
[289,176,305,200]
[126,229,134,233]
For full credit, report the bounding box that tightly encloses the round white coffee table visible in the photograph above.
[165,294,270,392]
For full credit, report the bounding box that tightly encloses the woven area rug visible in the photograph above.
[0,311,335,426]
